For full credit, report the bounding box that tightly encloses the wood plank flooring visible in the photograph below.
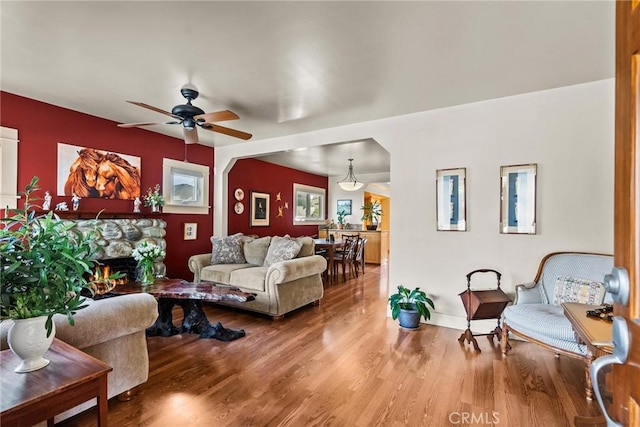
[60,265,603,427]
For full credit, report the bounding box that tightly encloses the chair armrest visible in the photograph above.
[513,282,543,304]
[266,255,327,285]
[188,253,212,283]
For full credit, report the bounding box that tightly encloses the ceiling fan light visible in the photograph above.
[183,118,196,130]
[337,159,365,192]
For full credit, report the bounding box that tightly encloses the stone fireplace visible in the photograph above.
[62,217,167,282]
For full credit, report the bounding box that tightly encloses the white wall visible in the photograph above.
[214,79,614,331]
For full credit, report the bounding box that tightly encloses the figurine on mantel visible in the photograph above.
[71,193,81,211]
[133,197,142,213]
[42,191,52,210]
[55,202,69,211]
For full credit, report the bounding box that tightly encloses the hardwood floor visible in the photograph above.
[61,265,603,427]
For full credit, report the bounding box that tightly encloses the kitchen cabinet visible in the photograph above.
[317,229,388,265]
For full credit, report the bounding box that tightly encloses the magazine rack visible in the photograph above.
[458,269,512,352]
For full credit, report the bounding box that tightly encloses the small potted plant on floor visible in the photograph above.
[388,285,435,330]
[0,177,116,372]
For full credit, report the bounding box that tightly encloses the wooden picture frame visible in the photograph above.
[251,191,270,227]
[436,167,467,231]
[183,223,197,240]
[500,163,537,234]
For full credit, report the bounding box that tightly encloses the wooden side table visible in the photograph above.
[562,302,613,401]
[1,338,112,427]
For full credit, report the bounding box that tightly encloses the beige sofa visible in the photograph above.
[1,293,158,423]
[188,235,327,319]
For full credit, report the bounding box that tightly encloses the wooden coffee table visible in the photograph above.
[111,278,255,341]
[1,339,112,427]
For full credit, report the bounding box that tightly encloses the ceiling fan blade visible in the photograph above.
[184,128,199,144]
[201,123,252,140]
[117,122,163,128]
[126,101,182,120]
[194,110,239,123]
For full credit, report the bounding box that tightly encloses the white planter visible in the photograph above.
[7,315,56,373]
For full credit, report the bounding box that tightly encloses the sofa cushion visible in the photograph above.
[211,233,246,264]
[293,236,314,258]
[201,263,254,284]
[264,236,302,266]
[503,304,587,355]
[230,266,268,292]
[243,236,272,265]
[504,303,579,343]
[552,276,606,306]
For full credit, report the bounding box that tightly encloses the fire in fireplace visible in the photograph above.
[89,257,138,287]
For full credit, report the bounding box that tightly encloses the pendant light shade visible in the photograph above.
[337,159,364,191]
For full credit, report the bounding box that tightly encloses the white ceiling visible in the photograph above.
[1,1,614,177]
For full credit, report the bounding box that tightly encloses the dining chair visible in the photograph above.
[354,237,366,276]
[333,235,358,282]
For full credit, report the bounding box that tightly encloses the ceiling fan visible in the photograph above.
[118,86,252,143]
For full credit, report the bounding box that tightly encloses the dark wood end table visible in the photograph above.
[1,338,112,427]
[111,278,256,341]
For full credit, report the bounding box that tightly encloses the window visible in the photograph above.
[0,127,19,210]
[293,183,325,225]
[162,158,209,215]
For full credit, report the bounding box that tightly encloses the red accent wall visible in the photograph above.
[1,91,214,280]
[228,158,327,237]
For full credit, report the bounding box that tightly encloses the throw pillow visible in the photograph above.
[244,236,272,265]
[263,236,302,266]
[211,233,246,264]
[293,236,314,258]
[552,276,606,306]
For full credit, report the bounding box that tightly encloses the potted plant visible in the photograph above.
[143,183,165,212]
[388,285,435,330]
[0,177,114,372]
[361,201,382,231]
[336,210,347,230]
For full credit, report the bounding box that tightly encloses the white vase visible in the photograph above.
[7,316,56,373]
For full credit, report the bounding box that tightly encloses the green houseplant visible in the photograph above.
[361,201,382,230]
[388,285,435,330]
[0,177,113,371]
[336,210,347,229]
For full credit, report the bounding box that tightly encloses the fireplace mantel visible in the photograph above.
[32,209,164,220]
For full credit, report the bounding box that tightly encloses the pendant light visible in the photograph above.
[337,159,364,191]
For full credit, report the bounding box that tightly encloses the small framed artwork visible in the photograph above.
[251,191,270,226]
[337,199,352,215]
[500,163,537,234]
[436,167,467,231]
[183,222,198,240]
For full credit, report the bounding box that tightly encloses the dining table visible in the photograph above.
[313,238,345,284]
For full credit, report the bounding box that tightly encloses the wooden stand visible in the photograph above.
[458,269,512,352]
[0,339,111,427]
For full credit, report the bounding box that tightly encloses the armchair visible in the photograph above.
[501,252,613,399]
